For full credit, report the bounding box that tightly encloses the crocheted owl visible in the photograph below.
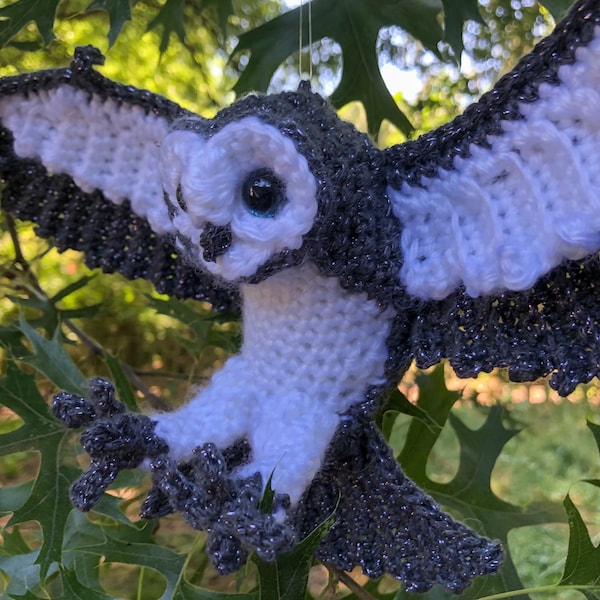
[1,0,599,593]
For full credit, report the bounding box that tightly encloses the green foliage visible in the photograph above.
[557,421,600,598]
[391,369,567,599]
[0,0,574,136]
[1,1,600,598]
[0,0,60,47]
[234,0,443,135]
[252,516,333,600]
[86,0,133,47]
[3,246,600,597]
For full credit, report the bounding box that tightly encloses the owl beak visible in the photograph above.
[200,223,232,263]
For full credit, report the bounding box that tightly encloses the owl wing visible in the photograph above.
[385,0,600,395]
[0,46,237,310]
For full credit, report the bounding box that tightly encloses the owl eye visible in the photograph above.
[241,169,285,217]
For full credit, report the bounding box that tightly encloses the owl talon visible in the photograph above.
[53,379,295,571]
[144,443,296,572]
[52,379,169,511]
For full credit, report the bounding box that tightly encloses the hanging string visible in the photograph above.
[298,0,313,82]
[308,0,313,81]
[299,0,304,78]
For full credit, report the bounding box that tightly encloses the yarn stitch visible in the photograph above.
[391,32,600,299]
[1,0,600,593]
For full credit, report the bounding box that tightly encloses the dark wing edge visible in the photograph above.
[0,46,238,311]
[295,410,502,593]
[382,0,600,395]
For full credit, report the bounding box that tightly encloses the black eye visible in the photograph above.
[241,169,285,217]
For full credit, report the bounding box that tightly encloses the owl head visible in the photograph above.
[159,86,403,298]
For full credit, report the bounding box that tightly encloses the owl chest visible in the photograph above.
[238,264,394,415]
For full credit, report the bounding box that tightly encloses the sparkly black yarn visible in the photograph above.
[52,378,168,511]
[142,453,294,573]
[387,0,600,396]
[54,380,295,574]
[0,47,238,312]
[295,409,503,594]
[4,0,600,593]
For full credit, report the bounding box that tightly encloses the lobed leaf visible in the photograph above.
[148,0,186,54]
[0,360,79,578]
[560,494,600,596]
[60,567,114,600]
[0,0,59,47]
[233,0,446,136]
[441,0,484,60]
[253,514,333,600]
[17,314,87,396]
[85,0,132,47]
[396,366,565,598]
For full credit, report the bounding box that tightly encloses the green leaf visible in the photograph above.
[60,567,113,600]
[148,0,185,54]
[538,0,574,21]
[172,578,257,600]
[86,0,132,47]
[1,526,33,555]
[0,552,43,598]
[587,420,600,457]
[59,304,103,320]
[17,314,87,395]
[146,295,234,354]
[253,514,333,600]
[64,511,187,599]
[234,0,444,136]
[396,366,565,598]
[259,473,276,514]
[378,387,442,442]
[441,0,484,60]
[560,494,600,595]
[0,361,79,578]
[104,352,139,412]
[49,275,97,305]
[397,366,459,480]
[201,0,234,38]
[0,359,63,457]
[6,293,60,336]
[0,481,33,514]
[0,0,60,47]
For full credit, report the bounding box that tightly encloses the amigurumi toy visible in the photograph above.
[1,0,600,593]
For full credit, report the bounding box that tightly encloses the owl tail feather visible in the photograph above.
[294,412,503,595]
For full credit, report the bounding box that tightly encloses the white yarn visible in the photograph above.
[160,117,318,281]
[390,27,600,300]
[153,264,393,505]
[0,87,173,235]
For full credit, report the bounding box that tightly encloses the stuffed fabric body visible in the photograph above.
[1,0,600,593]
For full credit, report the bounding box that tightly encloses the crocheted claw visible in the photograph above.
[52,378,169,511]
[140,443,295,574]
[53,381,295,574]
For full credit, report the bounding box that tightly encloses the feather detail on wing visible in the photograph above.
[386,0,600,301]
[0,46,237,309]
[382,1,600,395]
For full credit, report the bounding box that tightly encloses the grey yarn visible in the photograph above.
[4,0,600,593]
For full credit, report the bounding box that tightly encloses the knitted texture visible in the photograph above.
[390,26,600,300]
[153,264,393,505]
[296,410,503,593]
[161,120,318,280]
[0,46,237,310]
[53,381,295,573]
[2,0,600,593]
